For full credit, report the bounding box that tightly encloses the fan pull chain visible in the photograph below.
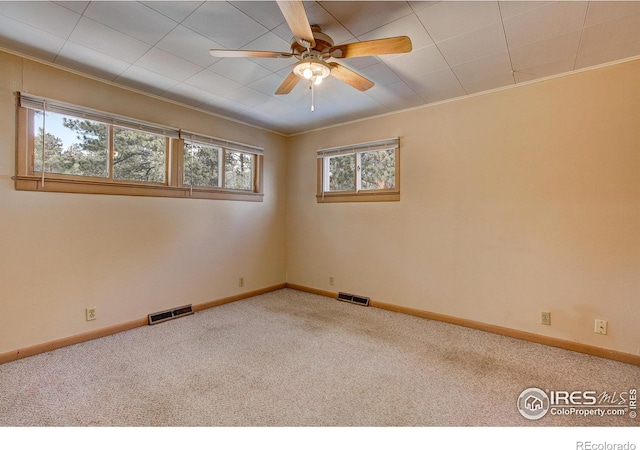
[310,81,315,112]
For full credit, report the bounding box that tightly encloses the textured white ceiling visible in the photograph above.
[1,1,639,135]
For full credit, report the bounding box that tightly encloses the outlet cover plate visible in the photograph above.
[595,319,608,335]
[541,311,551,326]
[86,307,97,321]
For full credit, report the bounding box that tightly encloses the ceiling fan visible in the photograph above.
[209,1,412,100]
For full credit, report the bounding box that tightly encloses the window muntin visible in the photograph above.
[317,138,399,203]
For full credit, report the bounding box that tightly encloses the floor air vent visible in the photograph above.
[148,304,194,325]
[337,292,370,307]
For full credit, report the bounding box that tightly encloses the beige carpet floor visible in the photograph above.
[0,288,638,427]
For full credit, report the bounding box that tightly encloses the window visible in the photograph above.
[317,138,400,202]
[113,127,167,183]
[33,110,110,178]
[184,140,220,188]
[225,151,254,191]
[32,110,169,183]
[359,148,396,190]
[15,93,263,202]
[181,132,262,196]
[327,153,356,191]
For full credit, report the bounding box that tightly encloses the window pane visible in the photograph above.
[360,149,395,190]
[184,142,220,187]
[225,151,253,191]
[113,128,166,183]
[34,111,108,178]
[328,154,356,191]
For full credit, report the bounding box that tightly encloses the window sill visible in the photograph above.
[316,190,400,203]
[14,175,264,202]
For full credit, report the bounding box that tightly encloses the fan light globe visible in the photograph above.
[293,58,331,84]
[303,67,313,79]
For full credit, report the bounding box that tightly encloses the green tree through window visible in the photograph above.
[328,154,356,191]
[360,149,395,190]
[20,95,264,201]
[33,111,166,183]
[317,138,399,202]
[225,151,253,191]
[113,128,165,183]
[184,142,220,187]
[34,111,108,178]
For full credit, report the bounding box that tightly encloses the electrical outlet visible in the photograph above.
[86,307,97,321]
[595,319,608,335]
[239,277,244,288]
[329,276,334,286]
[541,311,551,326]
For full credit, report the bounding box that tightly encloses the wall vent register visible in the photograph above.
[148,305,194,325]
[337,292,370,307]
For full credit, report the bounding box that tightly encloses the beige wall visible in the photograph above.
[286,59,640,356]
[2,48,638,359]
[0,51,288,353]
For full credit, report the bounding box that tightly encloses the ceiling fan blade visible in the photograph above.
[328,62,374,92]
[330,36,412,58]
[209,49,292,58]
[275,71,300,95]
[276,0,315,49]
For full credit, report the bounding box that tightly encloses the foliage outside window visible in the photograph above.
[184,141,220,188]
[15,94,263,202]
[33,110,167,183]
[113,128,166,183]
[225,151,254,191]
[327,154,356,191]
[359,149,396,190]
[34,111,109,178]
[317,138,400,203]
[182,134,258,193]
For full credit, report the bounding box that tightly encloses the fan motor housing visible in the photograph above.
[291,26,334,54]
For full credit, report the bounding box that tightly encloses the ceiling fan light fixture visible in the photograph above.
[293,59,331,84]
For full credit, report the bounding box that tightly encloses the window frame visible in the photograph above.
[15,94,264,202]
[316,138,400,203]
[224,149,256,191]
[179,131,263,197]
[182,140,224,189]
